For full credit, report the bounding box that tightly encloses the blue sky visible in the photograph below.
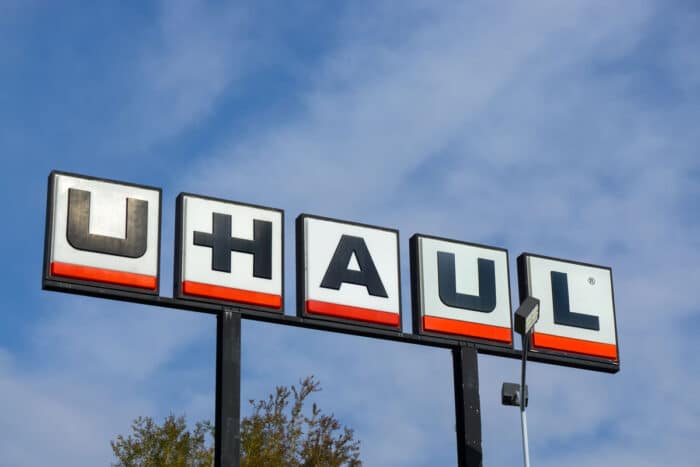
[1,1,699,465]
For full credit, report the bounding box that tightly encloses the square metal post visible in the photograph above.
[215,309,241,467]
[453,344,483,467]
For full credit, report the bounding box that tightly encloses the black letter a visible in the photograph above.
[320,235,388,297]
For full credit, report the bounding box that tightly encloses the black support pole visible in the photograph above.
[453,344,483,467]
[215,309,241,467]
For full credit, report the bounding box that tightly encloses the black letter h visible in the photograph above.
[193,213,272,279]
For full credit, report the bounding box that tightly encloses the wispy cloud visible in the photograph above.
[180,0,699,464]
[0,297,213,467]
[110,0,250,153]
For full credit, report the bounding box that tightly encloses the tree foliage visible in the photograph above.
[241,376,361,467]
[111,376,361,467]
[111,416,213,467]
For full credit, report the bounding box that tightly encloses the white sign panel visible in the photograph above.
[518,254,618,361]
[411,235,513,346]
[44,171,161,292]
[298,215,401,328]
[175,194,283,310]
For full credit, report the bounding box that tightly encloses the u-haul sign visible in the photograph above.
[43,171,620,369]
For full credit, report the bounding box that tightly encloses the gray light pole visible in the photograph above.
[519,331,531,467]
[503,296,540,467]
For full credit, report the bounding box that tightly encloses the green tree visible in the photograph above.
[111,416,213,467]
[111,376,361,467]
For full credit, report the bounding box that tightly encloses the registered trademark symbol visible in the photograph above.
[588,277,596,285]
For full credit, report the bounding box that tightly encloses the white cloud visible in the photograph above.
[0,296,213,467]
[178,0,699,465]
[185,1,653,213]
[109,0,251,153]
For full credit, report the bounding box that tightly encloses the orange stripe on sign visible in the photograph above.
[306,300,400,327]
[423,316,512,343]
[533,332,618,361]
[182,281,282,309]
[50,262,157,290]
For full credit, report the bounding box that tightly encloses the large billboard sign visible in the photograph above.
[517,254,619,363]
[43,171,161,294]
[43,170,619,370]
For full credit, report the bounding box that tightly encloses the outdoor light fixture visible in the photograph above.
[502,295,540,467]
[514,296,539,336]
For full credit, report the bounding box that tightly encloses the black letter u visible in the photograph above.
[437,252,496,312]
[66,188,148,258]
